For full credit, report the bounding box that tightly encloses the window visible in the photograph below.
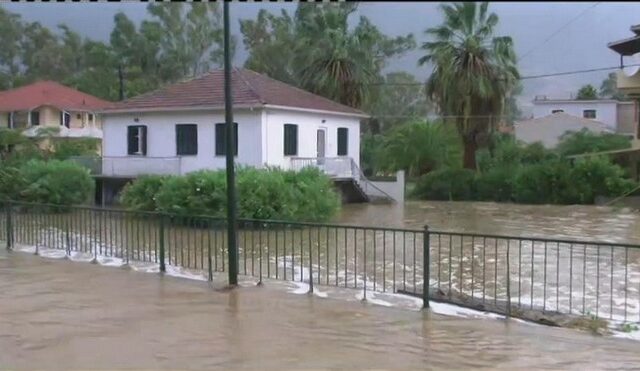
[583,109,596,119]
[77,113,82,120]
[337,127,349,156]
[176,124,198,155]
[127,125,147,156]
[88,113,94,121]
[551,109,564,114]
[283,124,298,156]
[60,112,71,128]
[7,112,13,128]
[215,122,238,156]
[30,111,40,126]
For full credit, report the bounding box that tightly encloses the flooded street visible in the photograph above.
[339,201,640,244]
[1,250,640,370]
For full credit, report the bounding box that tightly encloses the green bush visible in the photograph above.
[120,175,170,212]
[570,156,637,203]
[475,166,514,202]
[155,170,227,218]
[18,160,94,206]
[557,129,631,157]
[0,165,26,201]
[512,160,576,204]
[126,167,341,222]
[412,168,475,201]
[51,138,100,160]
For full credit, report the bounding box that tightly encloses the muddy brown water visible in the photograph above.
[1,250,640,369]
[338,201,640,244]
[5,201,640,322]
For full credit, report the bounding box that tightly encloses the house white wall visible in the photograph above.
[263,108,361,169]
[102,109,263,175]
[102,107,362,176]
[532,100,622,130]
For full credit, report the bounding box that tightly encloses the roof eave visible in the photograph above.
[607,36,640,56]
[263,104,370,119]
[99,104,262,115]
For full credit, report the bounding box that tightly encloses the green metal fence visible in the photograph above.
[2,200,640,324]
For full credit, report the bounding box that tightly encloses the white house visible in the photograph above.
[514,112,612,148]
[532,96,636,137]
[97,68,397,204]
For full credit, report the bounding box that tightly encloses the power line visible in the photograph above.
[518,2,601,62]
[362,64,637,86]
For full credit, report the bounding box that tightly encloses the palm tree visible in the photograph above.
[419,2,519,169]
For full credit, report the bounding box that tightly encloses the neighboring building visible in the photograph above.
[0,81,109,141]
[97,69,399,204]
[514,112,611,148]
[532,96,636,136]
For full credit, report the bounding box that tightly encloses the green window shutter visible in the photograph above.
[215,122,238,156]
[284,124,298,156]
[337,127,348,156]
[176,124,198,155]
[127,126,137,155]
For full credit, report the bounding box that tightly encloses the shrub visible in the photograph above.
[281,167,341,221]
[475,166,514,202]
[18,160,94,206]
[570,156,637,203]
[556,129,631,157]
[119,175,170,212]
[155,170,227,218]
[0,165,26,201]
[51,138,100,160]
[412,168,475,201]
[512,160,576,204]
[130,167,341,222]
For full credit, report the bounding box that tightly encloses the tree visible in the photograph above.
[419,2,519,170]
[378,120,462,178]
[364,72,432,134]
[240,3,415,108]
[556,129,632,156]
[599,72,627,101]
[575,84,598,100]
[0,7,24,89]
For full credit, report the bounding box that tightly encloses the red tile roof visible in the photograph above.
[103,68,367,117]
[0,81,111,112]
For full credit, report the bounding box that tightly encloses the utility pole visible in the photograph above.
[223,0,238,286]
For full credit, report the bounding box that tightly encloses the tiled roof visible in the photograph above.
[0,81,111,112]
[514,112,612,148]
[103,68,367,117]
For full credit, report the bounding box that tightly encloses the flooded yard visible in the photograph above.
[1,250,640,369]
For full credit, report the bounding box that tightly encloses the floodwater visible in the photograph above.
[1,250,640,370]
[338,200,640,244]
[4,200,640,323]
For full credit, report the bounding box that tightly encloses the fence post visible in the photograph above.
[159,215,166,273]
[5,203,12,251]
[308,233,314,295]
[506,240,511,318]
[423,225,430,309]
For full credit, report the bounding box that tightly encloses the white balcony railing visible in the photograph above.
[290,157,395,202]
[101,156,181,177]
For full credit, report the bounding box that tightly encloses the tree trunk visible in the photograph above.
[462,137,478,170]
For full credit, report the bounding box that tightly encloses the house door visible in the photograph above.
[316,128,326,165]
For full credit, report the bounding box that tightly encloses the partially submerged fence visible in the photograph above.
[2,201,639,324]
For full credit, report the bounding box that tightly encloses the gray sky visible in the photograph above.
[3,1,639,114]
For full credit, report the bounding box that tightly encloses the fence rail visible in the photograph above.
[2,200,639,324]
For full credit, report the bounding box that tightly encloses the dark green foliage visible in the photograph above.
[51,138,100,160]
[576,84,598,100]
[412,168,476,201]
[17,160,94,206]
[557,130,631,157]
[475,166,514,202]
[120,175,169,212]
[121,167,341,222]
[512,160,575,204]
[569,156,637,204]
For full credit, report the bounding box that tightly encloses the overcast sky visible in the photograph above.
[4,1,639,114]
